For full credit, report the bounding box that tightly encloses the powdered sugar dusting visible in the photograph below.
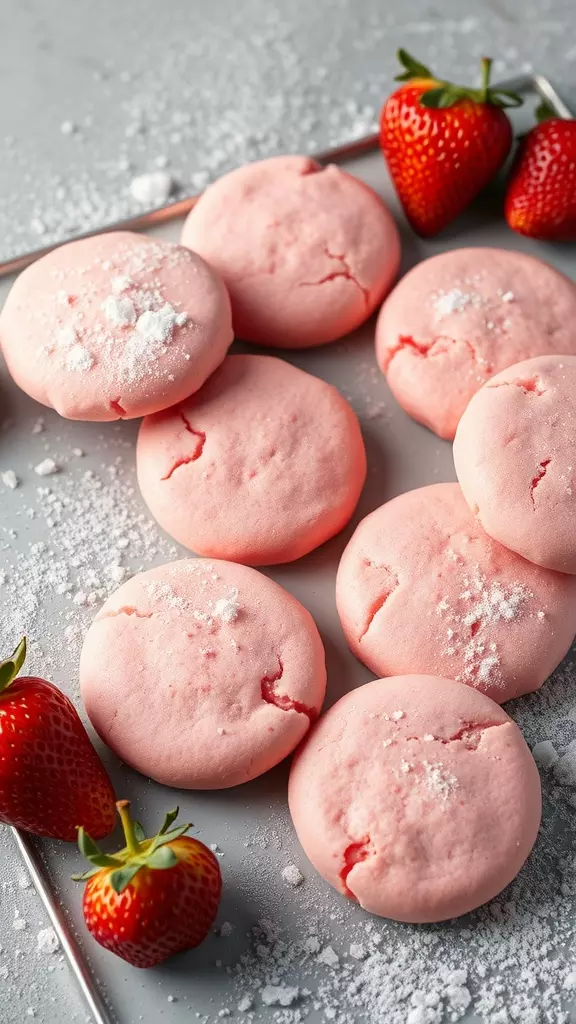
[436,567,535,689]
[38,239,194,387]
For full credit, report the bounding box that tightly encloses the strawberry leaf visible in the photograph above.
[77,827,121,868]
[109,863,142,894]
[133,821,146,843]
[420,88,461,110]
[395,49,433,82]
[72,867,102,882]
[158,808,179,836]
[0,637,27,693]
[535,99,557,122]
[151,825,190,849]
[147,846,178,870]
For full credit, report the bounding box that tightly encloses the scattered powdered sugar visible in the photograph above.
[436,567,535,689]
[129,170,174,207]
[260,984,300,1007]
[1,470,19,490]
[433,288,481,316]
[214,589,241,623]
[281,865,304,887]
[422,760,458,801]
[40,239,192,386]
[33,458,59,477]
[36,927,59,955]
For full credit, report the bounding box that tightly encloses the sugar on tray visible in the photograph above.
[1,470,19,489]
[34,458,59,477]
[129,170,174,207]
[281,864,304,887]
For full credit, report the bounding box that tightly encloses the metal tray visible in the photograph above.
[1,73,576,1024]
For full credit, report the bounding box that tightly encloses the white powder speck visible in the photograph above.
[102,294,137,327]
[12,911,26,931]
[563,971,576,990]
[60,120,76,135]
[37,927,60,954]
[31,418,44,434]
[167,994,176,1003]
[17,874,31,889]
[392,710,405,721]
[1,470,19,490]
[423,761,458,801]
[214,589,240,623]
[111,275,134,294]
[34,459,59,477]
[65,345,94,372]
[129,171,174,206]
[317,946,339,967]
[349,943,368,960]
[237,995,253,1012]
[501,290,515,302]
[532,740,559,769]
[281,864,304,887]
[72,448,84,457]
[218,922,233,937]
[260,985,299,1007]
[433,288,480,316]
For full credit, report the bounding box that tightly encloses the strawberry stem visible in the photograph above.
[480,57,492,103]
[0,637,27,694]
[117,800,140,856]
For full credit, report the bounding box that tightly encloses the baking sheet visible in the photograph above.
[2,93,576,1024]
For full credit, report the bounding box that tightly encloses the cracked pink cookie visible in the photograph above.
[336,483,576,702]
[80,558,326,788]
[288,675,541,922]
[0,231,233,420]
[180,155,400,348]
[136,354,366,565]
[375,248,576,439]
[454,355,576,573]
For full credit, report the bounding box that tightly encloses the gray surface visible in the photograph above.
[1,0,576,261]
[0,14,576,1020]
[2,125,576,1023]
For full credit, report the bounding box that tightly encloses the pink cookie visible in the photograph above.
[454,355,576,574]
[289,676,541,923]
[181,155,400,348]
[0,231,232,420]
[137,354,366,565]
[336,483,576,702]
[375,248,576,439]
[80,558,326,789]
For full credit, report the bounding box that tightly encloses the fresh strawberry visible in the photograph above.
[0,638,115,841]
[380,50,521,236]
[74,801,222,968]
[505,102,576,241]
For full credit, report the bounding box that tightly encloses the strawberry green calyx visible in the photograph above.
[395,50,523,110]
[535,99,558,123]
[0,637,27,694]
[73,801,192,894]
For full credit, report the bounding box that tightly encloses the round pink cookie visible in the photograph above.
[0,231,233,421]
[137,354,367,565]
[80,559,326,789]
[181,155,400,348]
[336,483,576,702]
[375,248,576,439]
[454,355,576,574]
[288,676,541,923]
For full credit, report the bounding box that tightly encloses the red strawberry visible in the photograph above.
[380,50,521,236]
[74,801,222,968]
[505,102,576,241]
[0,638,115,840]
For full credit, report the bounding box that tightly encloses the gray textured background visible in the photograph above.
[0,1,575,1021]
